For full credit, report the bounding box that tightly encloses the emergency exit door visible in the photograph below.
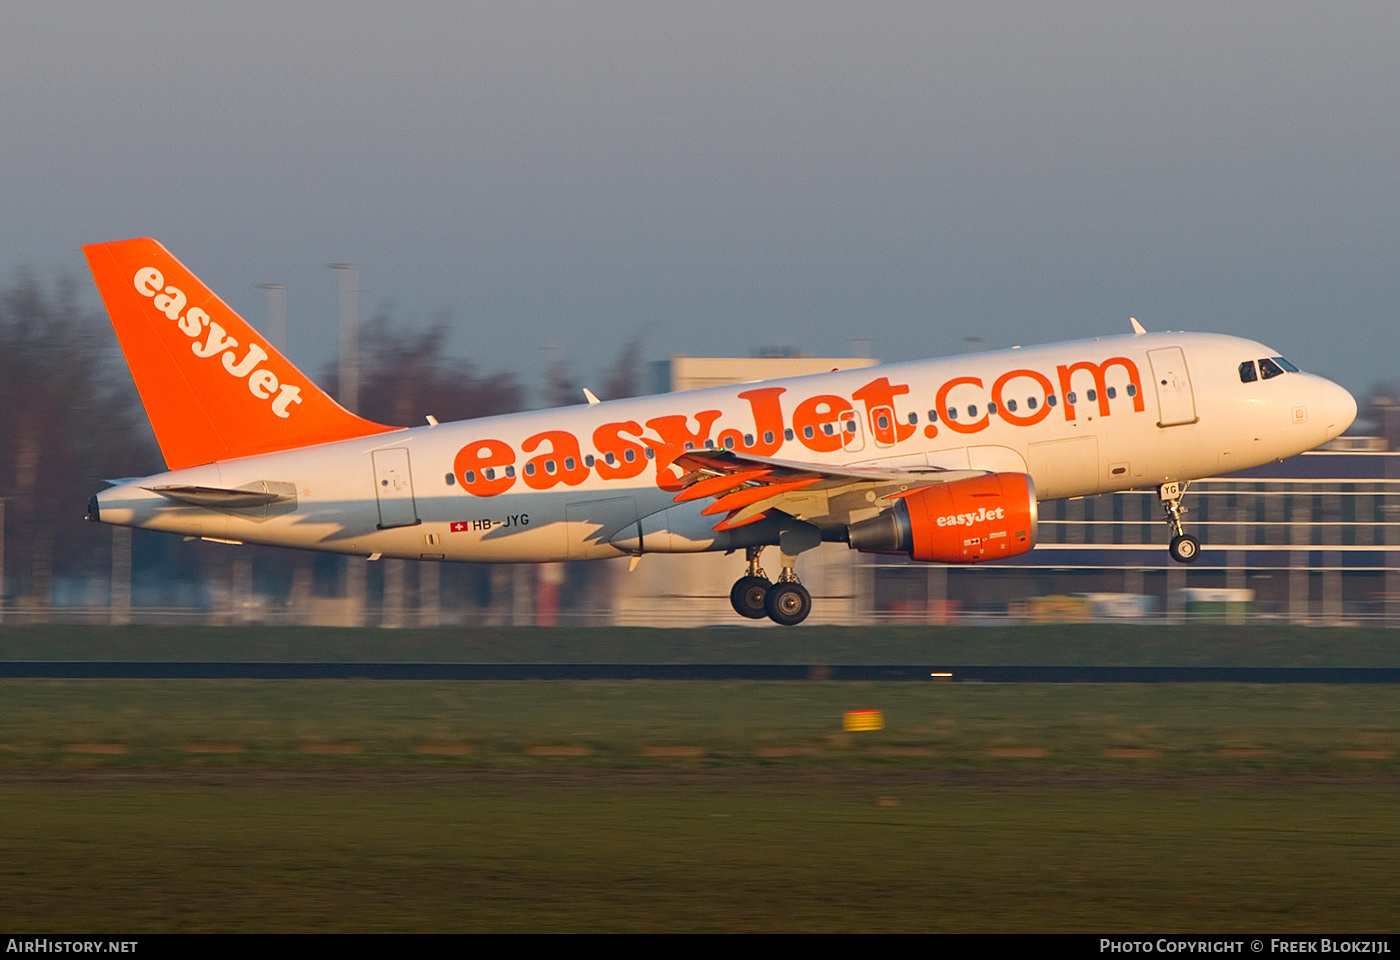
[372,448,420,528]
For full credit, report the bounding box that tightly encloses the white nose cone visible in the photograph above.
[1322,379,1358,440]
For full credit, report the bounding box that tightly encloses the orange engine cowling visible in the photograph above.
[846,472,1038,563]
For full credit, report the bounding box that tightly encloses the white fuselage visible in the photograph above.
[94,332,1356,562]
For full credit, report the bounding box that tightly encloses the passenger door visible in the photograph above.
[1148,347,1198,427]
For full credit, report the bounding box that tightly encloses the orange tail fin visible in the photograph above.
[85,238,397,469]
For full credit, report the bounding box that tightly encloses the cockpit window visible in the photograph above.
[1259,357,1286,380]
[1273,356,1299,372]
[1239,360,1258,383]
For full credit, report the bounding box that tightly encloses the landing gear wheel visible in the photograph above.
[1169,534,1200,564]
[765,581,812,626]
[1160,482,1200,565]
[730,576,771,619]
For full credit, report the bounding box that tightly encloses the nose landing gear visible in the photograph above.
[1160,481,1200,564]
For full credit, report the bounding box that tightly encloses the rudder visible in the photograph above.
[85,238,397,469]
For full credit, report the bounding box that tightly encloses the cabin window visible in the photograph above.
[1047,394,1058,407]
[803,425,815,439]
[908,412,918,425]
[823,423,835,436]
[564,457,576,471]
[684,442,695,451]
[583,456,593,468]
[484,468,495,480]
[1066,392,1077,405]
[624,449,635,462]
[927,409,939,423]
[745,434,754,446]
[967,405,978,418]
[876,414,890,431]
[463,471,475,483]
[505,465,516,478]
[1006,399,1017,413]
[445,473,456,486]
[1106,387,1116,400]
[544,460,557,475]
[645,448,654,459]
[987,401,998,415]
[605,452,616,465]
[785,429,795,441]
[763,431,775,444]
[1086,389,1097,403]
[1027,397,1037,410]
[947,408,958,420]
[1126,384,1137,397]
[846,420,856,433]
[525,463,536,477]
[723,436,735,449]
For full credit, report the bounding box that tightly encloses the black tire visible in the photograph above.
[765,581,812,626]
[1169,534,1201,564]
[730,576,771,619]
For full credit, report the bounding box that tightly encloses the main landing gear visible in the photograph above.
[729,546,812,626]
[1159,481,1200,564]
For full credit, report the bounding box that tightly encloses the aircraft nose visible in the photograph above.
[1321,378,1357,440]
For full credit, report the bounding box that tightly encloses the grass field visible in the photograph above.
[0,680,1397,770]
[1,771,1397,932]
[1,624,1397,931]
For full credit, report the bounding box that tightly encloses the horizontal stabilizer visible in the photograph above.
[146,481,297,508]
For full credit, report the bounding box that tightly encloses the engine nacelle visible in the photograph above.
[847,472,1038,563]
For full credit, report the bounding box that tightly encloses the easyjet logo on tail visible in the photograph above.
[132,267,303,419]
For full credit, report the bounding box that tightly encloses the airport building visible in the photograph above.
[865,439,1400,625]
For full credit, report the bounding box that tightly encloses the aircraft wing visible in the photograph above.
[670,449,987,531]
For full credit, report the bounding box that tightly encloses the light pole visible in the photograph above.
[329,264,358,413]
[0,499,5,625]
[258,283,286,353]
[329,264,364,624]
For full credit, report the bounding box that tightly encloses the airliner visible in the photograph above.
[84,238,1357,625]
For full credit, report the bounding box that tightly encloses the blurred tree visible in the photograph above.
[0,272,161,604]
[317,312,529,618]
[540,339,580,410]
[601,333,646,401]
[326,313,526,426]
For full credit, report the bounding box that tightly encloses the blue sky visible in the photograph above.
[3,2,1396,399]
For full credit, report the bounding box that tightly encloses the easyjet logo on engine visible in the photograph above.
[133,267,303,418]
[937,506,1006,527]
[452,357,1148,498]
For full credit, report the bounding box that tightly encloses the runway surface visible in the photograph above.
[3,662,1400,682]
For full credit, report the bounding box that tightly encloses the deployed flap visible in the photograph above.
[670,449,987,531]
[673,449,982,487]
[84,238,399,470]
